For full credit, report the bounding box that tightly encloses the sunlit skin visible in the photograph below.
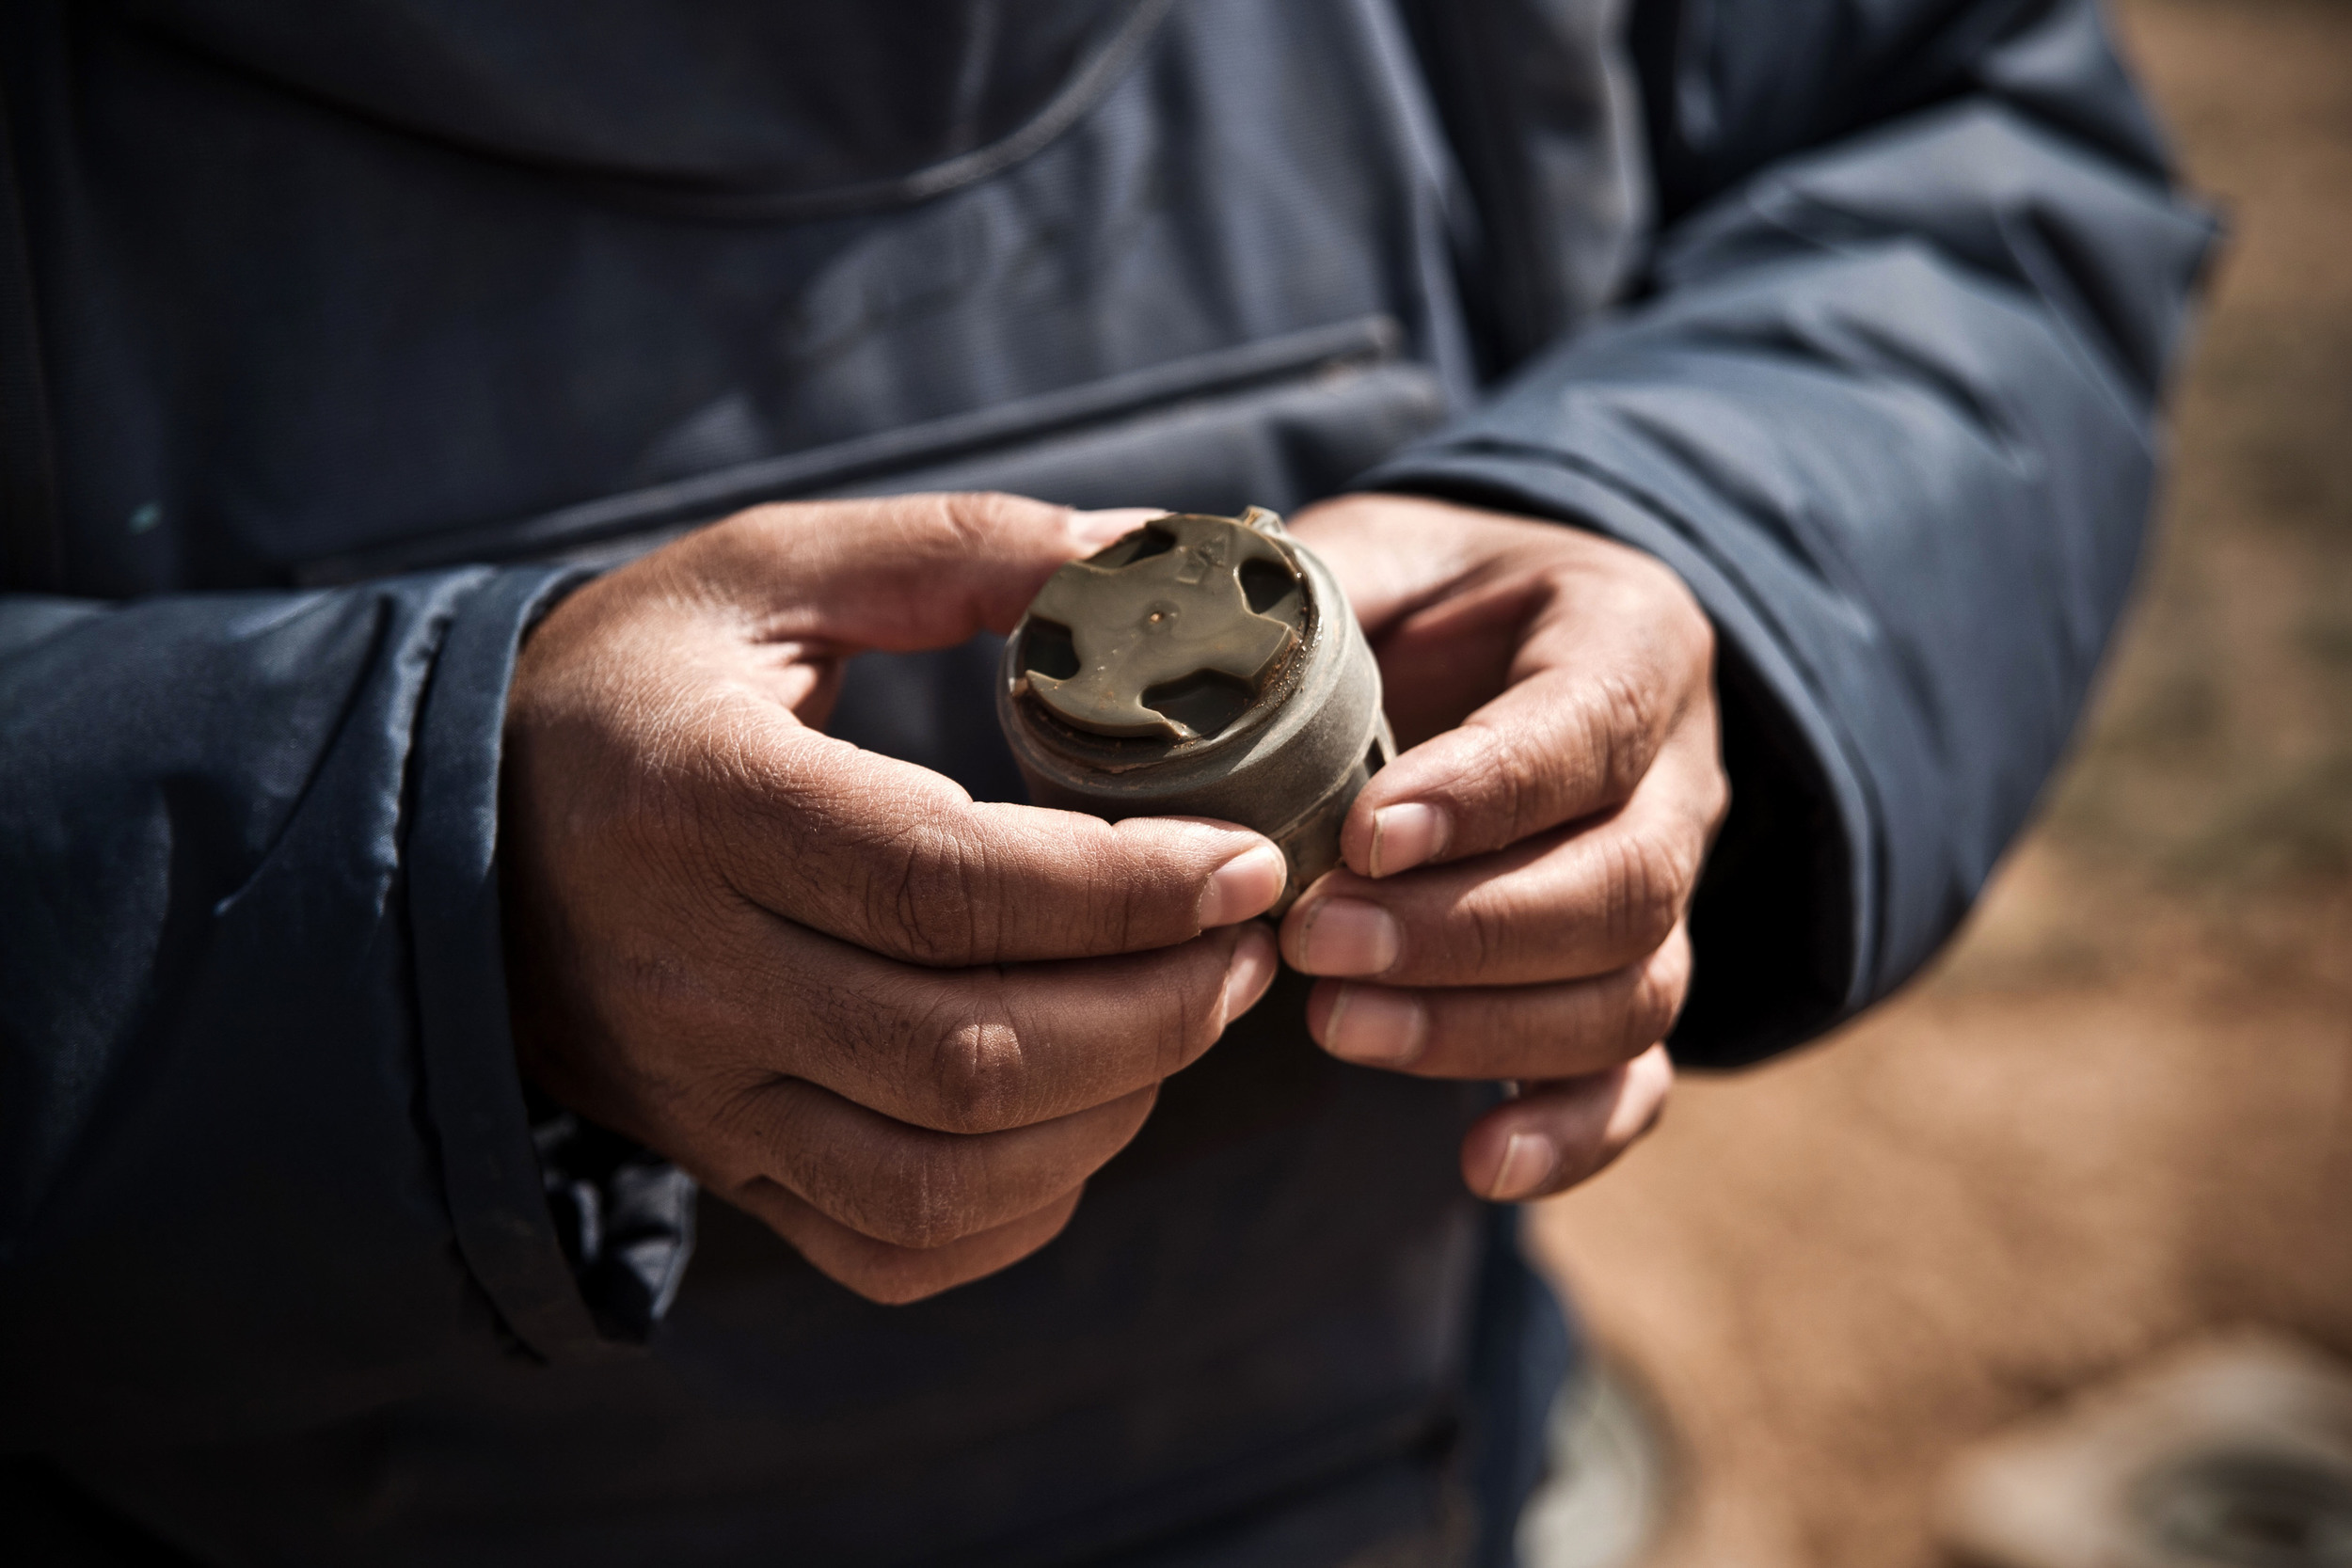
[501,491,1724,1303]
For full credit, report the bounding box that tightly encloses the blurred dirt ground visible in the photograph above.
[1526,2,2352,1561]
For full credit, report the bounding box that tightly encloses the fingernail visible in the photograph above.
[1369,803,1449,878]
[1199,843,1288,927]
[1068,507,1166,549]
[1296,897,1402,976]
[1488,1132,1558,1201]
[1320,985,1426,1066]
[1218,927,1279,1026]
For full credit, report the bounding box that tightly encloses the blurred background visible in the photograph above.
[1527,0,2352,1560]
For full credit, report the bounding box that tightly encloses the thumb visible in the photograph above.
[674,493,1164,655]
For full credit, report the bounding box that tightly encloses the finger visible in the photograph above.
[1281,724,1720,985]
[713,1077,1157,1250]
[698,918,1277,1134]
[1340,560,1715,878]
[1461,1044,1674,1202]
[728,1176,1083,1305]
[1304,925,1690,1080]
[656,491,1145,650]
[574,492,1291,964]
[699,711,1286,965]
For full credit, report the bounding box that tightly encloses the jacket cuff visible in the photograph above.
[405,565,684,1358]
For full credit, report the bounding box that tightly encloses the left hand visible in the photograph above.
[1280,494,1728,1202]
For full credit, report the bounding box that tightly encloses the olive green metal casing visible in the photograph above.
[996,508,1391,912]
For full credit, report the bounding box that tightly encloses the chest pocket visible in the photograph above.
[296,314,1446,584]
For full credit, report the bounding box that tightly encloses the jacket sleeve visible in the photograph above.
[0,567,685,1447]
[1372,0,2219,1063]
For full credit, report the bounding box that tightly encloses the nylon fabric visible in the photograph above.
[0,0,2212,1560]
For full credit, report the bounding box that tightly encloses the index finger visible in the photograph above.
[720,724,1289,967]
[648,491,1154,652]
[1343,577,1714,878]
[707,911,1275,1134]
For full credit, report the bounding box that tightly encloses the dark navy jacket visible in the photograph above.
[0,2,2213,1562]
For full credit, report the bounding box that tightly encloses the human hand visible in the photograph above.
[501,494,1287,1303]
[1280,494,1726,1202]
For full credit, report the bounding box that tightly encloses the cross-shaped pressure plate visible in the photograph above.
[1022,513,1304,740]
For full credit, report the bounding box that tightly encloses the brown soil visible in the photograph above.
[1527,2,2352,1561]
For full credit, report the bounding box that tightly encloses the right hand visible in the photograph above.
[501,494,1286,1303]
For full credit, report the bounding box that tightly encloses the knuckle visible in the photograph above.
[1683,602,1718,674]
[917,1002,1033,1135]
[935,490,1043,550]
[1616,546,1711,654]
[931,491,1001,550]
[1082,865,1149,956]
[1661,578,1716,673]
[1453,722,1530,843]
[1457,893,1520,979]
[1579,669,1665,803]
[866,1138,977,1250]
[1628,944,1692,1047]
[1170,947,1232,1065]
[1700,764,1733,835]
[862,820,993,966]
[1081,827,1196,956]
[1601,832,1688,955]
[1116,866,1184,952]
